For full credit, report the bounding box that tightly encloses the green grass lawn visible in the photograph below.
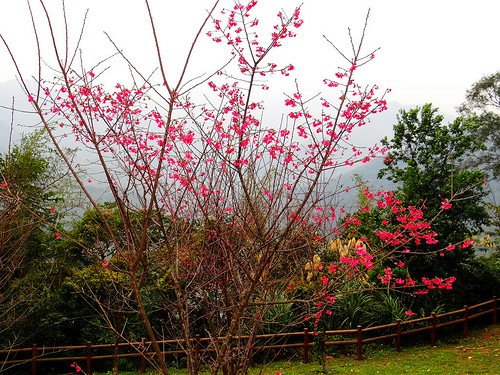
[98,325,499,374]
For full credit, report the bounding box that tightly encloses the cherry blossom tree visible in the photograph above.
[1,1,464,374]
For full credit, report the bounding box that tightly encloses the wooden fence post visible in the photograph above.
[356,326,363,360]
[463,305,469,338]
[140,338,146,374]
[86,342,93,375]
[113,338,119,375]
[303,328,309,364]
[31,344,38,375]
[395,319,401,352]
[493,296,497,325]
[430,313,437,346]
[248,335,255,367]
[194,334,201,374]
[228,337,235,375]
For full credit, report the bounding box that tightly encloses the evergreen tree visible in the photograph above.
[379,104,491,305]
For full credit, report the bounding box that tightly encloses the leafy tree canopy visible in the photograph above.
[459,72,500,178]
[379,104,487,224]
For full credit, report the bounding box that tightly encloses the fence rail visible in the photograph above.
[0,297,497,374]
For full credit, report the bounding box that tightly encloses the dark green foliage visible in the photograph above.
[329,289,375,328]
[68,202,123,262]
[259,296,293,334]
[369,292,407,324]
[445,253,500,308]
[0,131,83,347]
[324,287,420,329]
[64,264,148,343]
[1,133,55,207]
[0,132,108,349]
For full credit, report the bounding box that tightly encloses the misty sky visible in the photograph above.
[1,0,499,115]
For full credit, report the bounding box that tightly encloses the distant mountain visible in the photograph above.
[332,158,397,211]
[0,79,38,152]
[336,157,500,213]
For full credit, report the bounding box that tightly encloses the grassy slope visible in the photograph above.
[254,325,499,375]
[98,325,499,374]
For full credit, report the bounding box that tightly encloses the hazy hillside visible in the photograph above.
[0,80,38,152]
[7,79,490,211]
[337,157,500,212]
[333,158,398,211]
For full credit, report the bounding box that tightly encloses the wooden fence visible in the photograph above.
[0,297,497,374]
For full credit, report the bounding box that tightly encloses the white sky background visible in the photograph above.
[0,0,499,115]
